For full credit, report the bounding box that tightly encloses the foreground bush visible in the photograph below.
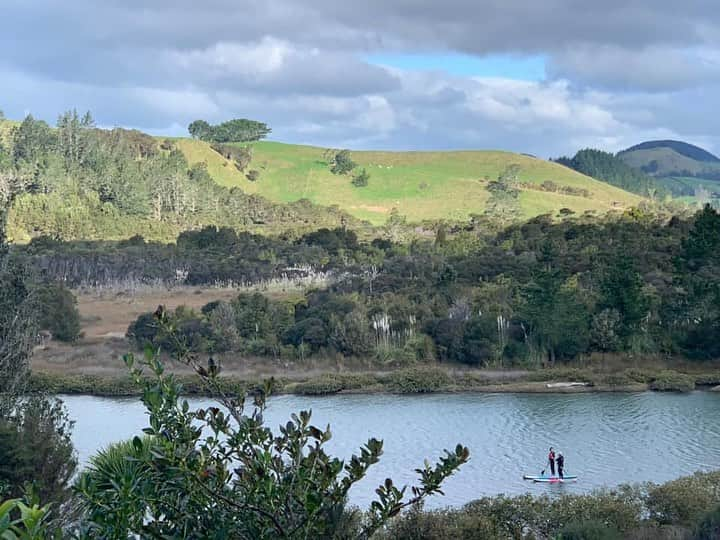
[647,472,720,525]
[0,396,77,505]
[0,498,53,539]
[558,519,621,540]
[381,474,720,540]
[76,312,469,538]
[649,371,696,392]
[694,506,720,539]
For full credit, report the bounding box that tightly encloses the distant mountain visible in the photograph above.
[618,140,720,180]
[553,148,658,197]
[620,140,719,163]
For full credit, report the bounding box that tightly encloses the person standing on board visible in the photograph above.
[547,447,556,476]
[556,451,565,479]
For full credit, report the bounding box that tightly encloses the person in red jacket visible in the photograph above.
[547,447,556,476]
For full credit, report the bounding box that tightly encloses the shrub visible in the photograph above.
[36,282,81,342]
[74,437,154,535]
[330,149,356,175]
[694,506,720,540]
[126,312,159,349]
[387,367,451,393]
[0,396,77,505]
[0,498,54,539]
[647,471,720,525]
[294,376,345,395]
[694,373,720,387]
[379,505,497,540]
[649,371,696,392]
[246,169,260,181]
[351,168,370,187]
[559,519,622,540]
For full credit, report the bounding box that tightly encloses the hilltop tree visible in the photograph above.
[188,118,271,143]
[56,109,95,172]
[11,114,56,168]
[188,119,212,140]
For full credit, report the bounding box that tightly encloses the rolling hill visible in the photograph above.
[0,116,644,233]
[176,139,642,224]
[618,140,720,201]
[618,140,720,179]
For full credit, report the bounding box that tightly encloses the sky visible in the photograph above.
[1,0,719,157]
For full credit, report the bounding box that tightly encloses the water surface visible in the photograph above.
[63,391,720,508]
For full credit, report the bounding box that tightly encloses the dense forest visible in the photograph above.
[120,207,719,365]
[18,203,720,366]
[0,112,358,242]
[554,148,664,198]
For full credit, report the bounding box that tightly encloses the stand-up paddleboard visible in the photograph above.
[523,474,578,482]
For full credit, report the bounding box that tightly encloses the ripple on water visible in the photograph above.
[62,391,720,508]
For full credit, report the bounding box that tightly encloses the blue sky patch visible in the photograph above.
[366,52,547,80]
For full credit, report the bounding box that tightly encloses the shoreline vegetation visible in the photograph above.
[29,363,720,397]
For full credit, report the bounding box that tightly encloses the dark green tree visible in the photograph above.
[330,149,357,175]
[554,148,661,197]
[187,119,212,140]
[0,396,77,504]
[37,283,81,342]
[56,109,95,172]
[673,205,720,358]
[351,167,370,187]
[598,256,650,341]
[11,114,56,168]
[520,269,590,364]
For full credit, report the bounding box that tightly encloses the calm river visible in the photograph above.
[62,391,720,508]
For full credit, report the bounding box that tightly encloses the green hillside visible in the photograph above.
[617,140,720,204]
[176,139,642,224]
[621,140,719,163]
[618,143,720,180]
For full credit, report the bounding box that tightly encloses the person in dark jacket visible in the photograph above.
[547,447,556,476]
[556,451,565,479]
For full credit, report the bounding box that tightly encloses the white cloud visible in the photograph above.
[1,0,719,156]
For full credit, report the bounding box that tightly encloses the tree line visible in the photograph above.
[188,118,271,143]
[554,148,666,198]
[58,205,712,365]
[0,111,357,242]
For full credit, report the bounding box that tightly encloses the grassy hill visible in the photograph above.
[618,140,720,203]
[618,141,720,179]
[176,139,642,224]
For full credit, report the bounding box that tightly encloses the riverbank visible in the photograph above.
[29,363,720,397]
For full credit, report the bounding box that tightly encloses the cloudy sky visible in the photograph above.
[2,0,719,156]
